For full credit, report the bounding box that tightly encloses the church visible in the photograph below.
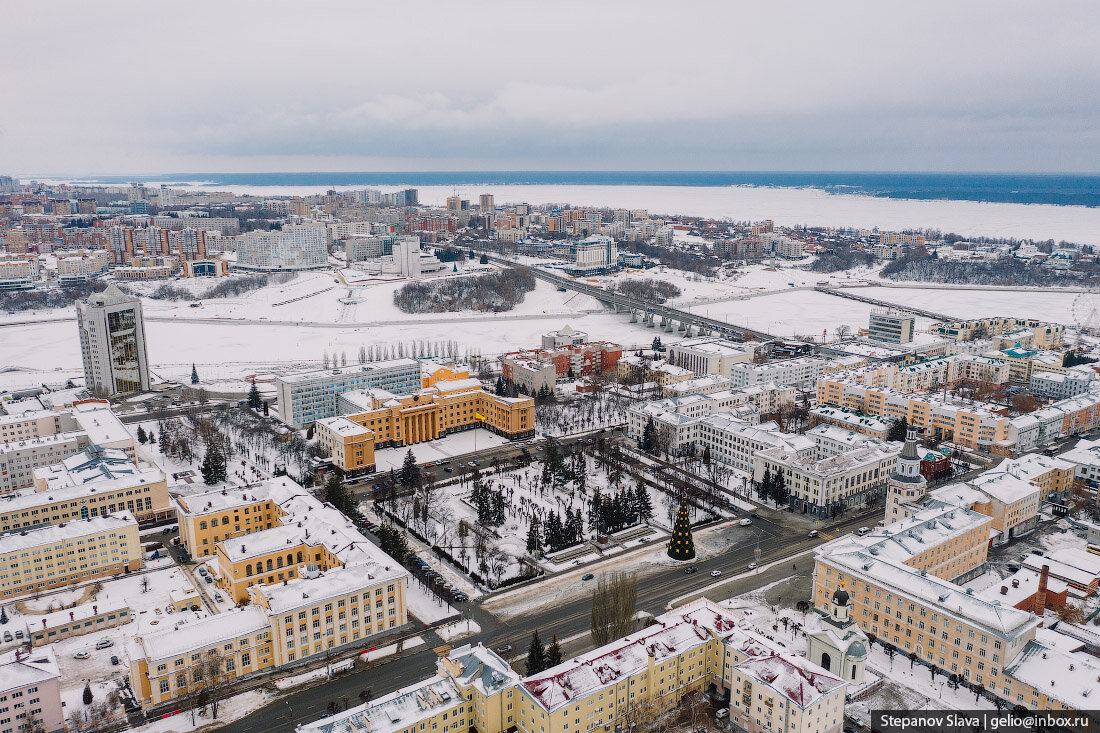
[807,583,869,684]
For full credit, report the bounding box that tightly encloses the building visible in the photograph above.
[28,601,131,647]
[697,415,816,473]
[236,225,328,271]
[306,599,846,733]
[0,646,65,733]
[806,585,869,684]
[504,357,557,395]
[133,478,410,707]
[1006,393,1100,453]
[541,324,587,349]
[503,338,622,384]
[564,235,618,275]
[753,443,898,517]
[76,284,151,397]
[182,254,232,277]
[314,417,375,476]
[729,357,823,389]
[1029,370,1092,400]
[0,404,136,494]
[867,310,915,344]
[0,513,140,599]
[810,407,890,440]
[0,256,39,290]
[667,337,754,377]
[55,249,109,283]
[276,359,422,428]
[929,463,1044,545]
[931,318,1065,349]
[616,356,694,388]
[884,428,928,523]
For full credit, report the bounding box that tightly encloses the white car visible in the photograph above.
[710,570,722,577]
[748,562,758,570]
[73,651,90,660]
[738,518,752,526]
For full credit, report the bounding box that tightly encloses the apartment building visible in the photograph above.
[55,249,109,283]
[696,415,816,473]
[1029,370,1092,400]
[276,359,422,428]
[0,256,39,289]
[752,444,899,517]
[868,310,915,344]
[929,468,1042,545]
[662,375,733,398]
[1007,393,1100,453]
[235,224,328,271]
[931,318,1064,349]
[314,417,375,476]
[502,339,622,383]
[667,337,754,377]
[615,356,694,387]
[133,478,410,707]
[0,513,140,599]
[810,407,890,440]
[729,357,823,389]
[0,646,65,733]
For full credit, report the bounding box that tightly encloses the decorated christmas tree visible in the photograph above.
[666,496,696,561]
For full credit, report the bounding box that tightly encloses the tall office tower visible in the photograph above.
[76,284,151,397]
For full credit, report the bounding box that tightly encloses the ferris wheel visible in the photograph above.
[1072,290,1100,340]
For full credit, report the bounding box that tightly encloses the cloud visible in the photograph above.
[2,0,1099,173]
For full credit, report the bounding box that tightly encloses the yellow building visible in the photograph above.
[422,361,470,388]
[336,380,535,449]
[0,513,141,599]
[616,356,695,388]
[315,417,375,476]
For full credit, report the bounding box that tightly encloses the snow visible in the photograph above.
[372,430,511,471]
[854,285,1078,324]
[433,619,481,642]
[404,577,459,624]
[359,636,424,663]
[136,689,274,733]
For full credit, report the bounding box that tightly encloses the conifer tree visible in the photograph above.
[544,634,563,669]
[247,382,263,409]
[525,630,545,676]
[191,364,199,385]
[634,483,654,522]
[666,496,696,561]
[201,443,227,485]
[526,517,542,554]
[640,416,657,454]
[136,425,148,444]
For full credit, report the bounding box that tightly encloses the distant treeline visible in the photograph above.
[0,281,105,312]
[393,269,536,313]
[880,251,1088,286]
[611,278,682,303]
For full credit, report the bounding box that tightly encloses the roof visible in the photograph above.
[820,504,991,564]
[0,512,136,555]
[0,646,60,695]
[733,654,845,708]
[296,675,463,733]
[315,416,373,438]
[277,358,420,385]
[85,283,133,307]
[135,607,269,661]
[1003,638,1100,710]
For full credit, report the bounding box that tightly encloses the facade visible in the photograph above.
[0,513,141,599]
[505,357,557,394]
[55,249,109,283]
[729,357,823,389]
[667,337,754,377]
[931,318,1064,349]
[315,417,376,476]
[276,359,422,428]
[867,310,915,344]
[236,225,328,271]
[884,428,928,523]
[566,235,618,275]
[28,601,130,647]
[76,284,151,397]
[754,444,898,517]
[697,415,816,473]
[503,340,622,383]
[0,646,65,733]
[1029,370,1092,400]
[182,254,232,277]
[0,256,39,290]
[806,586,869,684]
[135,478,410,707]
[616,356,694,387]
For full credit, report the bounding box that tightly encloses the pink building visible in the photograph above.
[0,646,64,733]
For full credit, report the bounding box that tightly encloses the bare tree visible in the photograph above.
[590,572,638,645]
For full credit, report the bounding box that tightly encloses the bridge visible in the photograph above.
[813,286,959,321]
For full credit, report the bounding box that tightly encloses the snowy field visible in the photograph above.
[855,285,1079,324]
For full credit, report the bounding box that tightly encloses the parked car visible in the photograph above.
[739,518,752,526]
[197,567,209,576]
[204,575,214,584]
[750,513,761,519]
[716,709,729,720]
[748,562,758,570]
[96,639,114,649]
[73,651,90,660]
[14,631,23,639]
[710,570,722,577]
[110,655,120,666]
[2,631,11,643]
[443,467,453,473]
[857,527,871,536]
[582,573,595,581]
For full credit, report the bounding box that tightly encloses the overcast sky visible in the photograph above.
[3,0,1100,175]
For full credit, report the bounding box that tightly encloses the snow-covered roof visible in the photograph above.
[440,643,520,697]
[70,402,133,446]
[817,548,1038,639]
[821,504,991,564]
[315,416,373,438]
[0,646,60,695]
[134,607,269,662]
[732,654,845,708]
[1003,638,1100,711]
[976,567,1067,608]
[254,559,405,614]
[296,675,463,733]
[278,358,420,385]
[0,512,135,555]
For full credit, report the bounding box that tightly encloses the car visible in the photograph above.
[684,566,697,574]
[204,575,214,584]
[453,593,468,602]
[214,593,224,602]
[2,631,11,643]
[751,512,761,519]
[638,537,649,543]
[710,570,722,577]
[110,655,120,666]
[198,567,209,576]
[443,467,453,473]
[808,530,819,538]
[582,573,595,581]
[469,461,479,467]
[14,631,23,639]
[497,644,512,653]
[857,527,871,536]
[73,651,90,660]
[96,639,114,649]
[748,562,758,570]
[739,518,752,526]
[715,709,729,720]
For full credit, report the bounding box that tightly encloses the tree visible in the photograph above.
[640,416,658,454]
[666,497,695,561]
[191,364,200,385]
[0,606,7,624]
[701,445,711,466]
[526,630,546,676]
[887,417,909,442]
[83,684,93,705]
[1011,393,1040,414]
[479,253,489,265]
[399,449,422,492]
[247,382,263,410]
[149,431,156,443]
[136,425,148,444]
[324,472,356,518]
[526,517,543,554]
[591,572,638,645]
[545,634,563,668]
[634,483,654,522]
[201,443,227,485]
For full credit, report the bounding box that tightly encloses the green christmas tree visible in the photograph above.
[191,364,199,385]
[666,496,696,561]
[247,382,263,409]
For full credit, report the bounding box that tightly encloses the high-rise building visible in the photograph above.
[868,309,915,343]
[479,193,494,211]
[76,284,151,397]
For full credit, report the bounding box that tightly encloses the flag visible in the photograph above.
[474,412,485,421]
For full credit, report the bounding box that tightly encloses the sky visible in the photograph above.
[3,0,1100,176]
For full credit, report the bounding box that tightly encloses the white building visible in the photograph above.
[0,646,65,733]
[696,415,815,473]
[275,359,422,428]
[569,235,618,273]
[75,284,151,397]
[1029,370,1093,400]
[667,336,754,376]
[0,256,40,289]
[1058,438,1100,489]
[235,224,328,271]
[753,443,899,516]
[730,356,824,389]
